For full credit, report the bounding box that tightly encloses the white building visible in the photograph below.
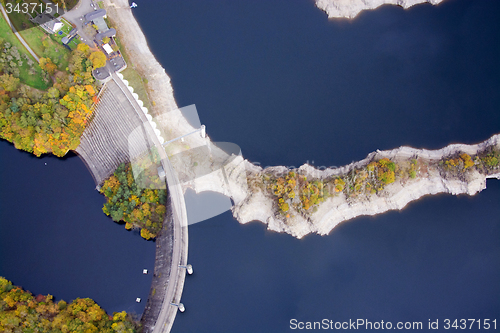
[102,43,113,54]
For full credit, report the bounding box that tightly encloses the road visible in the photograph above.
[111,72,189,333]
[66,1,189,331]
[0,4,40,62]
[61,0,97,46]
[4,1,189,330]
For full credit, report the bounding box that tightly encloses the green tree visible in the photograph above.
[47,87,60,99]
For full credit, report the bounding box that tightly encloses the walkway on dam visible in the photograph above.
[109,73,189,333]
[3,1,189,330]
[76,70,188,333]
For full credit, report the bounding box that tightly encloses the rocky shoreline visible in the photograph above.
[315,0,444,19]
[100,0,499,241]
[102,0,179,117]
[232,135,500,239]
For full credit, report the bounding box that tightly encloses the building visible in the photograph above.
[86,9,127,82]
[85,9,109,33]
[92,66,111,84]
[31,13,64,34]
[102,43,113,55]
[95,28,116,41]
[62,28,78,45]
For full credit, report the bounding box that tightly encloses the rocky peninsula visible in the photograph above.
[232,135,500,238]
[315,0,444,19]
[99,0,499,242]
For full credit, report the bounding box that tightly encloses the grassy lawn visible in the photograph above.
[5,4,72,69]
[66,36,80,50]
[50,18,81,50]
[20,26,71,70]
[121,67,151,110]
[0,15,50,90]
[50,18,72,44]
[48,18,81,51]
[4,0,44,31]
[115,35,152,110]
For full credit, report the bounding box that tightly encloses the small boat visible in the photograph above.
[130,2,137,8]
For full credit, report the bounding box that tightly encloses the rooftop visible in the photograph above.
[108,56,127,72]
[102,43,113,54]
[93,17,109,33]
[96,28,116,40]
[84,9,107,22]
[92,66,111,82]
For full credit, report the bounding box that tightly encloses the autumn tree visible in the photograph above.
[100,163,167,239]
[269,171,327,214]
[460,153,474,169]
[77,42,91,55]
[376,158,396,184]
[0,277,138,332]
[0,73,20,92]
[39,57,57,75]
[89,51,107,69]
[0,45,97,157]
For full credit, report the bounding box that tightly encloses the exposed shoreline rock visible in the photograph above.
[315,0,445,19]
[101,0,499,241]
[232,135,500,239]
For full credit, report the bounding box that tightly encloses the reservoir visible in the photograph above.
[132,0,500,332]
[0,141,156,316]
[0,0,499,332]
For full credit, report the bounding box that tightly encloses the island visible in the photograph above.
[315,0,445,19]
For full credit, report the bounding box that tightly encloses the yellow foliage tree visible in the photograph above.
[39,58,57,75]
[140,228,152,240]
[85,85,96,96]
[460,153,474,169]
[77,43,90,55]
[89,51,107,69]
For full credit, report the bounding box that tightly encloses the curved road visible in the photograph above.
[3,0,190,329]
[0,4,40,61]
[111,72,189,333]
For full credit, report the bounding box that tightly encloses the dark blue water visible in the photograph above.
[0,0,499,331]
[129,0,500,332]
[0,141,155,316]
[179,185,500,333]
[137,0,500,168]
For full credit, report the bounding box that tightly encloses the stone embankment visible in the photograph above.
[140,193,174,332]
[232,134,500,239]
[100,2,190,333]
[315,0,444,18]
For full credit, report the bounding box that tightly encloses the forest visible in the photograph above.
[0,40,99,157]
[265,147,500,216]
[0,277,138,333]
[100,162,167,240]
[440,150,500,175]
[0,12,153,333]
[266,157,400,215]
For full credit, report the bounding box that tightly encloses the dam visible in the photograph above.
[76,72,189,333]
